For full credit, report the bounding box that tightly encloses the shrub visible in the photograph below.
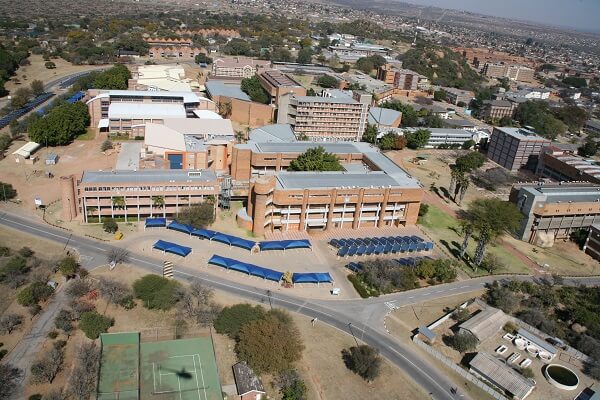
[521,367,534,379]
[47,331,58,339]
[18,247,34,258]
[176,203,215,229]
[214,304,266,339]
[17,282,54,306]
[347,274,375,298]
[100,139,113,152]
[445,332,479,353]
[58,256,78,278]
[342,345,382,381]
[0,349,7,360]
[503,321,518,334]
[133,274,181,310]
[79,311,113,339]
[102,218,118,234]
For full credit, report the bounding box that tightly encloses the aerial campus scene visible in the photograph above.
[1,1,600,400]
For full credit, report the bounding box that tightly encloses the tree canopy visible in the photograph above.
[342,345,382,381]
[514,101,567,139]
[355,55,386,73]
[455,152,486,173]
[93,64,131,90]
[176,202,215,229]
[28,102,90,146]
[288,146,343,171]
[79,311,113,339]
[379,101,418,127]
[405,128,431,149]
[133,274,181,310]
[240,75,270,104]
[214,304,266,339]
[316,75,338,88]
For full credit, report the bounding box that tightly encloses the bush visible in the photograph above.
[503,321,518,333]
[133,274,181,310]
[100,139,113,152]
[521,367,534,379]
[176,203,215,229]
[347,274,375,298]
[342,345,382,381]
[316,75,338,88]
[0,182,17,201]
[236,314,304,374]
[17,282,54,306]
[18,247,34,258]
[214,304,266,339]
[102,218,118,234]
[58,256,78,278]
[47,331,58,339]
[0,349,7,360]
[44,61,56,69]
[79,311,113,339]
[445,332,479,353]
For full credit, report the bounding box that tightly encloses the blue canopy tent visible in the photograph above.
[145,218,166,229]
[152,240,192,257]
[292,272,334,286]
[210,233,256,251]
[191,228,218,240]
[208,255,283,282]
[258,239,312,252]
[167,221,195,235]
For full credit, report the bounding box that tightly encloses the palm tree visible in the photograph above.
[218,100,232,118]
[112,196,125,210]
[152,196,165,209]
[457,174,470,205]
[458,220,473,258]
[87,206,98,222]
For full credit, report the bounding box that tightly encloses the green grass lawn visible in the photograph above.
[419,204,529,277]
[75,128,95,140]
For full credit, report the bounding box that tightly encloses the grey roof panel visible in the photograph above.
[81,170,217,184]
[205,80,251,101]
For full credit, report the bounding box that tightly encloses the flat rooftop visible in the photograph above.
[108,103,187,119]
[521,184,600,203]
[205,80,251,101]
[494,127,549,141]
[260,70,302,88]
[81,169,218,184]
[294,95,357,104]
[90,90,208,104]
[276,171,399,189]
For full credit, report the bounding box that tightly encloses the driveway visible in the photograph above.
[115,142,142,170]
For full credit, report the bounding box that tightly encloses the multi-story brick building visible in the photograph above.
[281,91,371,142]
[60,170,220,223]
[257,70,306,104]
[86,90,217,134]
[148,46,204,60]
[487,127,551,171]
[231,141,423,235]
[211,57,271,79]
[479,100,514,120]
[510,183,600,244]
[440,87,474,105]
[536,148,600,184]
[376,64,428,91]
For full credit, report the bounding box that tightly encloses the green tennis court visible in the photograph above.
[98,332,140,400]
[140,338,222,400]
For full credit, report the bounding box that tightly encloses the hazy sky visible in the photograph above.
[401,0,600,32]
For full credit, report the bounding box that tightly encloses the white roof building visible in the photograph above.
[107,103,187,120]
[132,64,199,92]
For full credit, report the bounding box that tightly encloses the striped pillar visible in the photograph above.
[163,261,174,279]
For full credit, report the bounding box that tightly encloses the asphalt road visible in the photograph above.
[2,211,598,399]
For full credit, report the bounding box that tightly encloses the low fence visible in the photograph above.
[138,326,211,343]
[413,336,510,400]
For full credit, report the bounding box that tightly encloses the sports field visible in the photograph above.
[98,332,140,400]
[97,333,221,400]
[140,338,222,400]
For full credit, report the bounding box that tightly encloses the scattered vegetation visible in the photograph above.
[133,274,181,310]
[288,146,343,171]
[342,345,382,381]
[176,202,216,229]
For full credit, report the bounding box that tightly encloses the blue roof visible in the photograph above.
[208,255,283,282]
[152,240,192,257]
[210,232,256,250]
[66,91,85,104]
[259,239,311,251]
[191,228,219,239]
[167,221,195,234]
[292,272,333,284]
[145,218,166,228]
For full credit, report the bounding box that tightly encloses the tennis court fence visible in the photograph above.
[138,326,211,343]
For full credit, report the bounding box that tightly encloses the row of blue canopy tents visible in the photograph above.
[330,235,425,249]
[156,220,311,252]
[208,255,333,285]
[337,240,433,258]
[152,240,192,257]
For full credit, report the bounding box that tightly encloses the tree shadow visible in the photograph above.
[440,239,461,258]
[460,352,478,368]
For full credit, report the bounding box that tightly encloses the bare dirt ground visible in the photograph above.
[4,54,106,93]
[0,135,117,210]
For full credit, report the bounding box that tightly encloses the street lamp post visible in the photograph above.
[348,322,359,347]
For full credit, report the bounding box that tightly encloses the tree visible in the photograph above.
[570,228,589,249]
[214,304,266,338]
[0,134,13,154]
[57,256,77,278]
[133,274,181,310]
[0,364,23,399]
[555,105,588,133]
[464,198,522,266]
[0,182,17,201]
[418,203,429,218]
[236,314,304,374]
[79,311,113,339]
[405,128,431,149]
[446,332,479,353]
[106,248,129,265]
[455,152,486,173]
[514,101,566,139]
[422,113,444,128]
[54,309,73,335]
[433,90,446,101]
[66,279,92,299]
[30,80,44,96]
[0,313,23,334]
[30,347,64,384]
[378,132,398,150]
[93,64,131,90]
[271,48,293,62]
[452,307,470,323]
[461,140,476,150]
[277,370,307,400]
[11,87,32,109]
[17,282,54,306]
[97,277,132,308]
[240,75,270,104]
[44,61,56,69]
[562,76,587,88]
[296,48,313,64]
[0,256,29,288]
[578,140,597,157]
[481,253,504,274]
[380,101,418,127]
[68,343,100,400]
[176,202,215,229]
[355,57,374,73]
[223,38,253,56]
[342,345,382,381]
[102,218,118,234]
[289,146,343,171]
[194,53,213,65]
[362,123,378,144]
[28,102,90,146]
[177,280,221,327]
[499,116,513,126]
[485,281,520,313]
[316,75,338,88]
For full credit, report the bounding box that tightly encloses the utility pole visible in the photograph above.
[347,323,359,347]
[266,289,272,310]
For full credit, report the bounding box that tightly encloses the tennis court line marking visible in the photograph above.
[192,354,203,400]
[197,353,208,400]
[154,354,204,400]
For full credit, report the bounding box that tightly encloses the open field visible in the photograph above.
[419,204,530,276]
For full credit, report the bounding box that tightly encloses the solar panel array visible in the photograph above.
[346,256,432,273]
[0,92,55,128]
[330,235,434,258]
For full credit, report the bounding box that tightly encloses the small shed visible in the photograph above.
[233,362,265,400]
[45,153,59,165]
[418,326,437,343]
[458,306,508,341]
[12,141,41,163]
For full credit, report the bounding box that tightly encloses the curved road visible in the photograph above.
[1,211,598,399]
